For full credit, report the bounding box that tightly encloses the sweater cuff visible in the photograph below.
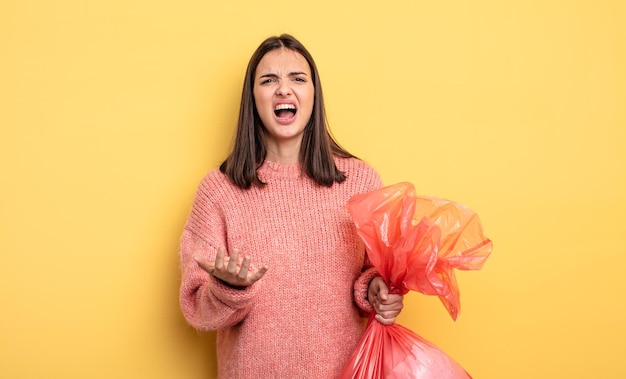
[354,267,379,315]
[207,275,258,309]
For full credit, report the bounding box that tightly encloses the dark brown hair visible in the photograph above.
[219,34,355,189]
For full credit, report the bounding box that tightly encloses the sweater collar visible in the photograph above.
[257,160,302,180]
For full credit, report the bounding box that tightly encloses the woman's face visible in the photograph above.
[253,48,314,153]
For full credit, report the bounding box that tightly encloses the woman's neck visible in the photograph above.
[265,138,301,164]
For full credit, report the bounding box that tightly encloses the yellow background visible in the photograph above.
[1,1,624,378]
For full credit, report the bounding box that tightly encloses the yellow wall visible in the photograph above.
[1,1,624,378]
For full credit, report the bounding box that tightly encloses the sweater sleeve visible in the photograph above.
[353,266,378,315]
[179,174,258,331]
[351,161,384,316]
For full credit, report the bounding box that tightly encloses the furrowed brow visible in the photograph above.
[259,73,279,79]
[258,72,308,80]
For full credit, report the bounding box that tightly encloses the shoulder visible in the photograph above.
[185,168,235,241]
[201,168,232,189]
[334,156,383,191]
[187,168,241,224]
[194,168,242,206]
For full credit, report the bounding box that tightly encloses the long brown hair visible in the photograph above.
[220,34,355,189]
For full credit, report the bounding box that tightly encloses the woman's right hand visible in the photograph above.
[195,247,268,288]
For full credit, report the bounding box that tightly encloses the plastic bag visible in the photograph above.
[340,182,492,379]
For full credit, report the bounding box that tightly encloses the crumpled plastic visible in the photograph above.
[339,182,492,379]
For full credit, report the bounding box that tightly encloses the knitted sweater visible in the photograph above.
[179,157,382,379]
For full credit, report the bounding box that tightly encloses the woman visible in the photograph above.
[179,34,403,379]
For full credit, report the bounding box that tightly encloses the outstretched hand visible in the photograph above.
[368,276,404,325]
[195,247,268,288]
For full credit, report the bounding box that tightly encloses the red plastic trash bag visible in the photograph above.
[340,182,492,379]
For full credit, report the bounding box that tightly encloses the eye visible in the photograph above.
[260,78,275,85]
[293,76,307,83]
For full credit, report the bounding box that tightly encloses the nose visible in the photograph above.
[276,80,291,96]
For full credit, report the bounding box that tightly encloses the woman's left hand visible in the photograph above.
[368,277,404,325]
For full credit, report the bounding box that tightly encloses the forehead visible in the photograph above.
[255,48,311,76]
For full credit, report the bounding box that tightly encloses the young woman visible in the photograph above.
[179,34,403,379]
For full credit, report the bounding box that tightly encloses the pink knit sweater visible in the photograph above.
[179,157,382,379]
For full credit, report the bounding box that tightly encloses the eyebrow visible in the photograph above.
[259,71,309,78]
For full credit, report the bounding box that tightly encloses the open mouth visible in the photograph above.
[274,103,297,119]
